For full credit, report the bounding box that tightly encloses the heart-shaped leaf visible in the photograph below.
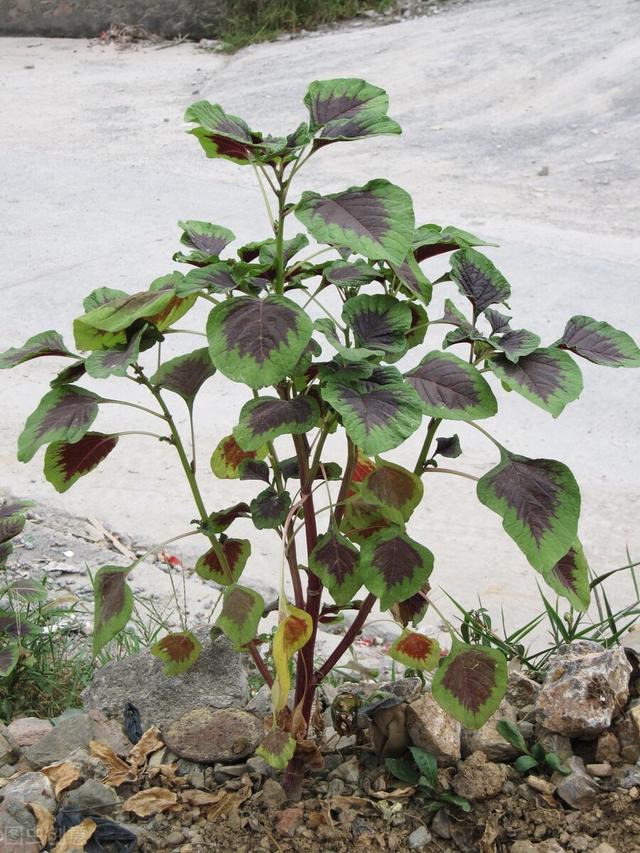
[435,434,462,459]
[477,449,581,573]
[325,261,382,289]
[93,565,133,655]
[315,317,383,362]
[85,327,146,379]
[0,643,20,677]
[185,101,257,164]
[413,224,495,262]
[304,78,400,142]
[405,351,497,420]
[389,629,440,670]
[489,347,583,417]
[542,539,590,611]
[342,496,396,545]
[322,366,423,455]
[151,631,202,676]
[151,348,216,409]
[432,640,508,728]
[272,604,312,711]
[174,220,235,265]
[83,287,129,311]
[309,529,362,606]
[18,387,101,463]
[215,584,265,648]
[234,396,320,452]
[177,263,237,296]
[256,731,296,770]
[450,248,511,312]
[360,529,434,610]
[250,487,292,530]
[210,435,267,479]
[195,538,251,585]
[0,331,74,369]
[559,315,640,367]
[484,308,512,335]
[390,585,430,627]
[492,329,541,363]
[342,294,412,355]
[238,459,271,483]
[44,432,119,494]
[207,295,312,389]
[358,459,423,523]
[295,179,414,266]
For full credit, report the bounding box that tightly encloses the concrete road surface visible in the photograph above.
[1,0,639,635]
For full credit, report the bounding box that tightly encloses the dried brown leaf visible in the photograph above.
[147,763,186,788]
[42,761,81,797]
[90,739,134,786]
[28,802,55,847]
[123,786,178,817]
[368,786,415,799]
[52,818,97,853]
[206,785,251,821]
[128,726,164,769]
[180,788,227,807]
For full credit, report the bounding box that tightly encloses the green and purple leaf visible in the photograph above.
[84,327,146,379]
[360,529,434,610]
[489,347,583,417]
[405,351,497,420]
[304,78,400,142]
[434,434,462,459]
[185,101,258,165]
[358,459,423,524]
[174,220,235,265]
[177,263,238,296]
[390,585,430,628]
[413,224,495,262]
[151,348,216,409]
[342,496,396,545]
[215,584,265,648]
[210,435,267,480]
[405,303,429,350]
[309,529,362,606]
[256,731,296,770]
[250,487,292,530]
[390,255,433,305]
[432,640,508,728]
[450,249,511,313]
[234,396,320,452]
[295,179,415,266]
[151,631,203,676]
[0,331,75,369]
[76,288,177,335]
[0,643,20,677]
[44,432,119,494]
[389,629,440,671]
[207,502,251,534]
[93,565,133,655]
[207,295,312,389]
[322,366,423,455]
[238,459,271,483]
[18,386,101,463]
[477,449,581,573]
[542,539,590,611]
[83,287,128,312]
[325,260,382,289]
[0,510,27,546]
[50,360,87,388]
[314,317,383,362]
[342,294,412,355]
[195,538,251,585]
[558,315,640,367]
[484,308,512,335]
[6,579,47,602]
[491,329,541,363]
[279,457,342,482]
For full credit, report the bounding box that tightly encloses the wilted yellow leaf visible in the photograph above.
[271,603,312,712]
[128,726,163,770]
[41,762,80,797]
[123,786,178,817]
[90,740,134,786]
[28,802,55,847]
[52,818,97,853]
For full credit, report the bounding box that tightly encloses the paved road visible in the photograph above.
[1,0,639,632]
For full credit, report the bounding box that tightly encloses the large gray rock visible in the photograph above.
[61,779,119,816]
[82,631,249,733]
[462,699,520,761]
[0,799,39,853]
[25,714,95,770]
[0,724,21,766]
[164,707,261,764]
[406,692,461,766]
[553,755,600,809]
[534,641,631,737]
[6,718,53,751]
[1,771,56,811]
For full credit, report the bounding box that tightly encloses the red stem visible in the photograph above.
[315,593,377,680]
[247,640,273,687]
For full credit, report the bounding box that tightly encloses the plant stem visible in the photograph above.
[251,163,276,233]
[115,430,169,441]
[274,169,287,296]
[129,530,200,570]
[315,593,377,680]
[334,438,357,527]
[414,417,442,474]
[101,398,167,421]
[424,467,479,482]
[466,420,504,450]
[469,307,478,363]
[247,640,273,687]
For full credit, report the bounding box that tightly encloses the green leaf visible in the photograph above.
[185,101,258,165]
[358,459,423,524]
[322,365,423,455]
[215,584,264,648]
[431,640,508,728]
[151,348,216,409]
[496,718,529,753]
[93,565,133,655]
[304,78,400,142]
[450,248,511,312]
[0,643,20,678]
[256,731,296,769]
[325,260,382,289]
[342,294,412,355]
[409,747,438,790]
[413,224,495,261]
[492,329,541,363]
[361,529,433,610]
[207,502,251,534]
[559,315,640,367]
[174,219,235,265]
[195,538,251,585]
[439,792,472,812]
[210,435,267,480]
[84,327,146,379]
[295,179,415,266]
[315,317,383,362]
[405,351,497,420]
[434,434,462,459]
[151,631,202,676]
[514,754,539,774]
[542,539,590,611]
[489,347,583,417]
[477,449,580,573]
[44,432,119,494]
[177,263,237,296]
[250,487,292,530]
[83,287,128,312]
[544,752,571,775]
[406,303,429,350]
[385,756,419,785]
[76,288,178,335]
[18,387,101,463]
[234,395,319,452]
[207,295,312,389]
[6,579,47,602]
[389,630,440,671]
[390,586,430,628]
[0,331,74,369]
[0,511,26,546]
[50,360,87,388]
[309,529,362,606]
[390,255,433,305]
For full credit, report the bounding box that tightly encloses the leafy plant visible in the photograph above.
[496,719,570,776]
[386,746,471,814]
[2,77,639,796]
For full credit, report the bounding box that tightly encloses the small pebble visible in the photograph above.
[407,826,432,849]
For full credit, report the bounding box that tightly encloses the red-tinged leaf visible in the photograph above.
[151,631,202,676]
[542,539,590,611]
[431,640,508,728]
[185,101,258,165]
[18,387,101,463]
[342,496,395,545]
[256,730,296,770]
[207,502,251,534]
[195,538,250,585]
[348,451,377,496]
[390,585,430,627]
[44,433,118,494]
[358,459,423,524]
[309,529,362,606]
[93,565,133,655]
[413,224,494,262]
[0,642,20,677]
[210,435,267,480]
[272,605,312,712]
[215,584,264,648]
[360,529,434,610]
[389,629,440,671]
[0,330,74,369]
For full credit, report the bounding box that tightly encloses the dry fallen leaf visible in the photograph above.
[123,786,178,817]
[180,788,227,807]
[28,802,55,847]
[90,740,134,786]
[52,818,97,853]
[206,785,251,821]
[42,762,80,797]
[147,763,186,788]
[129,726,164,770]
[368,786,415,800]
